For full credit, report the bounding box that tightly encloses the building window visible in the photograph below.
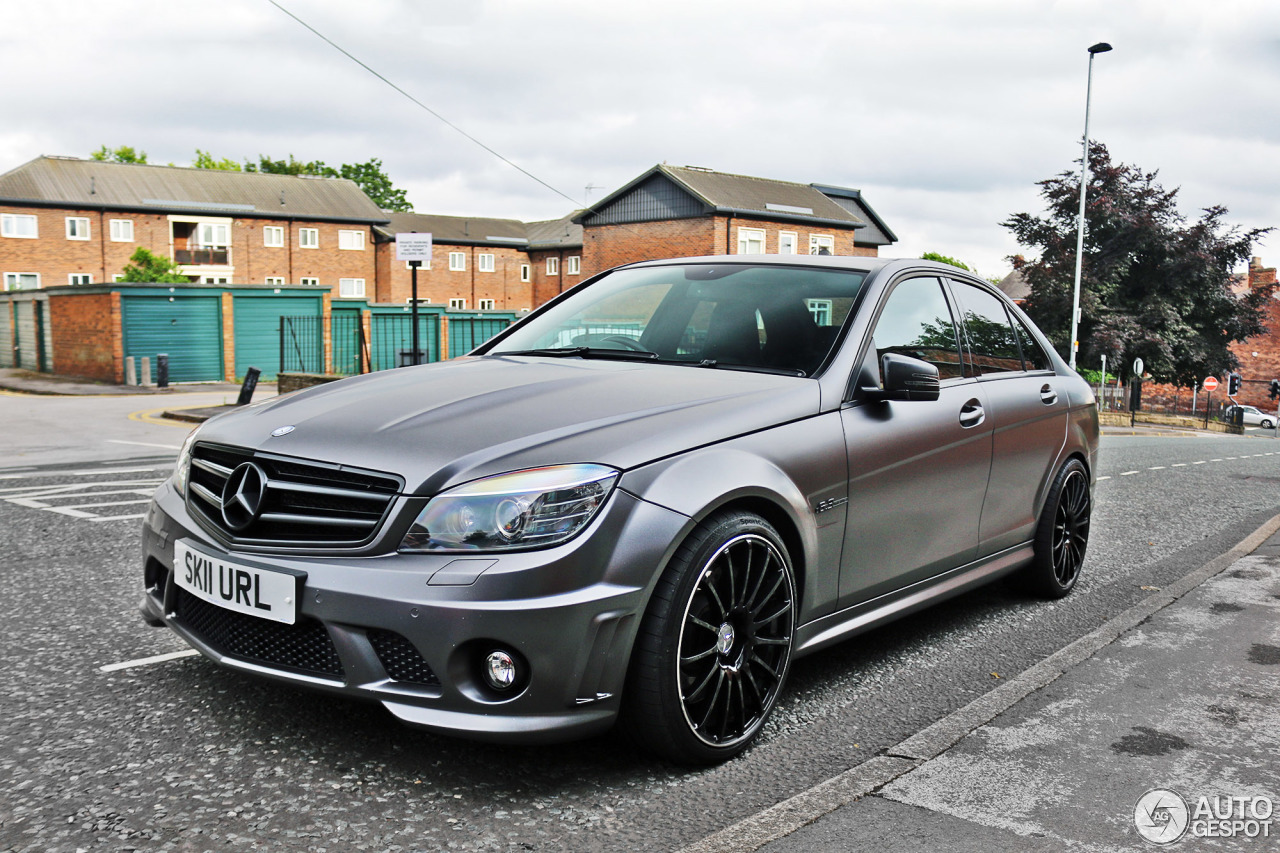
[449,298,467,309]
[112,274,125,282]
[478,298,496,310]
[448,252,466,271]
[405,260,431,270]
[737,227,765,254]
[339,278,365,298]
[339,230,365,251]
[200,275,229,284]
[778,231,797,254]
[520,264,531,282]
[566,256,581,275]
[199,222,229,247]
[300,277,320,286]
[299,227,319,248]
[478,253,495,272]
[4,272,40,290]
[69,273,93,285]
[406,297,431,304]
[66,217,90,240]
[806,299,833,326]
[265,276,285,285]
[546,257,559,276]
[2,214,38,239]
[263,226,284,247]
[809,234,834,255]
[110,219,134,242]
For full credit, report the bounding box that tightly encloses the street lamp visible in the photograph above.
[1068,40,1113,370]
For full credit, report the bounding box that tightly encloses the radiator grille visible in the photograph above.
[368,629,440,686]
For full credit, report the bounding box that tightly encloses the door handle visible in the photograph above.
[959,399,985,428]
[1040,384,1058,405]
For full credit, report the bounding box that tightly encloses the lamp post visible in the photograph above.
[1068,41,1112,370]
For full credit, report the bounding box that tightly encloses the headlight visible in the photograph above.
[399,464,619,552]
[172,426,201,497]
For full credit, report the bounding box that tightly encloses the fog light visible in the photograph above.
[484,650,518,690]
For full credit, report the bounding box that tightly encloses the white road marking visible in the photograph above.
[61,499,151,510]
[0,467,170,483]
[1120,471,1139,476]
[2,478,163,523]
[1172,463,1187,467]
[106,439,182,450]
[1097,476,1111,481]
[99,649,199,673]
[1194,461,1207,464]
[92,513,148,522]
[1149,466,1166,470]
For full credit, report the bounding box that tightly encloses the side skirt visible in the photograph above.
[794,542,1033,657]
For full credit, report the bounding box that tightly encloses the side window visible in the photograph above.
[949,282,1023,375]
[871,277,964,380]
[1011,314,1052,371]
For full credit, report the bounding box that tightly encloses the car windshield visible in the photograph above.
[486,263,867,376]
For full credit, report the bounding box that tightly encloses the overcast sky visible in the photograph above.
[3,0,1277,278]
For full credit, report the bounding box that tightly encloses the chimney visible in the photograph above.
[1248,257,1277,288]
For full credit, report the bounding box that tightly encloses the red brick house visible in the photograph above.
[1230,257,1280,409]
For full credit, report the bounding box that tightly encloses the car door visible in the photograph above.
[838,276,993,606]
[946,279,1068,556]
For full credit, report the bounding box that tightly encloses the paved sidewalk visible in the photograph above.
[687,517,1280,852]
[0,367,269,398]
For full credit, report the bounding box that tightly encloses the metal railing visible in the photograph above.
[174,248,230,265]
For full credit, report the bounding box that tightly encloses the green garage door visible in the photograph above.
[234,294,323,380]
[121,295,223,382]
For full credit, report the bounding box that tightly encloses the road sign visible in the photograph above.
[395,232,433,263]
[1132,357,1144,376]
[1202,376,1219,392]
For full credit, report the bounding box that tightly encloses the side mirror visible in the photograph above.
[861,352,941,402]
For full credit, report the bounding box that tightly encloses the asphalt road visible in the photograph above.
[1,428,1278,852]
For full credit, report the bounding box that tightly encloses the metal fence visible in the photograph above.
[447,316,515,358]
[279,316,324,374]
[280,311,515,375]
[369,313,441,371]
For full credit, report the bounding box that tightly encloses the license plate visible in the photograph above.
[173,540,301,625]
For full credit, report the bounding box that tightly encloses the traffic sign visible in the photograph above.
[1132,357,1144,376]
[395,232,433,263]
[1202,376,1219,392]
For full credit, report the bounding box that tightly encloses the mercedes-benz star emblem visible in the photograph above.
[221,462,269,532]
[271,425,295,437]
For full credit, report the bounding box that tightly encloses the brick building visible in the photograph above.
[0,155,387,295]
[1230,257,1280,409]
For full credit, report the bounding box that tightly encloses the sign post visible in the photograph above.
[396,233,433,366]
[1203,376,1218,427]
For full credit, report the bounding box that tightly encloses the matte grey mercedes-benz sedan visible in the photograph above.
[140,255,1098,764]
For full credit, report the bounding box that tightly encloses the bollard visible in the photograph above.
[237,367,261,405]
[157,353,169,389]
[140,356,152,386]
[124,356,136,386]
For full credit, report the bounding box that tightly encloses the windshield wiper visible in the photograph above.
[690,359,807,377]
[494,346,660,361]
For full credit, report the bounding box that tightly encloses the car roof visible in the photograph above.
[619,254,984,279]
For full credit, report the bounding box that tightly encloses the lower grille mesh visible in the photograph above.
[367,629,440,686]
[175,589,344,680]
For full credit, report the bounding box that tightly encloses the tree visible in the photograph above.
[247,154,413,211]
[921,251,971,271]
[119,248,191,283]
[1004,142,1273,387]
[245,154,338,177]
[91,145,147,164]
[193,149,241,171]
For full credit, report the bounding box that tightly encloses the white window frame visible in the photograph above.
[520,264,531,283]
[112,274,125,282]
[200,275,229,284]
[4,272,40,290]
[448,252,466,271]
[66,217,90,241]
[478,298,496,310]
[546,257,559,276]
[338,229,365,251]
[263,226,284,247]
[809,234,835,255]
[198,222,229,247]
[566,256,581,275]
[406,260,431,270]
[2,214,38,239]
[300,277,320,286]
[69,273,93,285]
[338,278,366,298]
[265,276,285,286]
[806,298,833,326]
[478,253,495,273]
[299,227,319,249]
[110,219,134,242]
[406,297,431,305]
[449,298,467,310]
[778,231,798,254]
[737,227,765,255]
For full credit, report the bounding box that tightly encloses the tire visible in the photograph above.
[1021,458,1091,599]
[1262,419,1274,429]
[622,510,797,765]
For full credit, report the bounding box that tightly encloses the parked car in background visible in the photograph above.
[1225,404,1275,429]
[140,255,1099,764]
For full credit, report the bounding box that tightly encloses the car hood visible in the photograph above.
[197,356,821,494]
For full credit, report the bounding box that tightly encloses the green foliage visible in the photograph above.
[91,145,148,164]
[1005,142,1274,388]
[245,154,339,177]
[119,248,191,283]
[193,149,241,171]
[1077,368,1112,385]
[921,252,971,271]
[246,154,412,211]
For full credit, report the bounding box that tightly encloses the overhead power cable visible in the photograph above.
[267,0,582,210]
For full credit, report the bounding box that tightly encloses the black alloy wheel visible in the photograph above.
[624,511,796,764]
[1023,458,1091,599]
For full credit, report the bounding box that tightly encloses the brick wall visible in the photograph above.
[372,242,534,310]
[48,290,121,381]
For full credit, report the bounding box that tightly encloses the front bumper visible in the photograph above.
[140,478,689,743]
